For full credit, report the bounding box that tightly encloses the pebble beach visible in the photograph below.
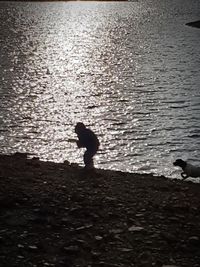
[1,153,200,267]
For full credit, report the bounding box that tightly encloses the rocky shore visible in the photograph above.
[0,153,200,267]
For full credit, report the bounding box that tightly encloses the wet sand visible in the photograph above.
[0,153,200,267]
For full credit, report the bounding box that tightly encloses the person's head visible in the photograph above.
[75,122,86,134]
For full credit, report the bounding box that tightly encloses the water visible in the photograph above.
[0,0,200,179]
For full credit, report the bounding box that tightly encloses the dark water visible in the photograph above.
[0,0,200,179]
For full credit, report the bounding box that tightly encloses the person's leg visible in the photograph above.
[84,149,95,169]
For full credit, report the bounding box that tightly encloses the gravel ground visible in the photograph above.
[0,153,200,267]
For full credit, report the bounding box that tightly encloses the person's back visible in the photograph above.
[77,127,99,151]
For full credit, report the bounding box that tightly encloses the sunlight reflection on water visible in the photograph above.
[0,1,200,179]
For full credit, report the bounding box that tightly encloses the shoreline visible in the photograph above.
[1,153,200,266]
[7,0,129,2]
[186,20,200,29]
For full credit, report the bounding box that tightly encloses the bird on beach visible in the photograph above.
[173,159,200,180]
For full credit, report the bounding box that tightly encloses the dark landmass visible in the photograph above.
[186,20,200,29]
[1,153,200,267]
[8,0,129,2]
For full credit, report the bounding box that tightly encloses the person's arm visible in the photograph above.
[77,140,84,148]
[76,133,86,148]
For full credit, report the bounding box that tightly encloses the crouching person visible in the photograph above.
[75,122,100,169]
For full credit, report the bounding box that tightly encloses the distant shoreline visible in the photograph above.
[4,0,129,2]
[186,20,200,29]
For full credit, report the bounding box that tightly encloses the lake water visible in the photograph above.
[0,0,200,179]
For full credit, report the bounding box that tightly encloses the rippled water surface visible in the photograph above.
[0,0,200,179]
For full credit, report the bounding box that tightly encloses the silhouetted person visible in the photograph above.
[75,122,100,169]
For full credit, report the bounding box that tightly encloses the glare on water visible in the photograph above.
[0,1,200,179]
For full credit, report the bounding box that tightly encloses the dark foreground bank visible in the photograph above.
[0,153,200,267]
